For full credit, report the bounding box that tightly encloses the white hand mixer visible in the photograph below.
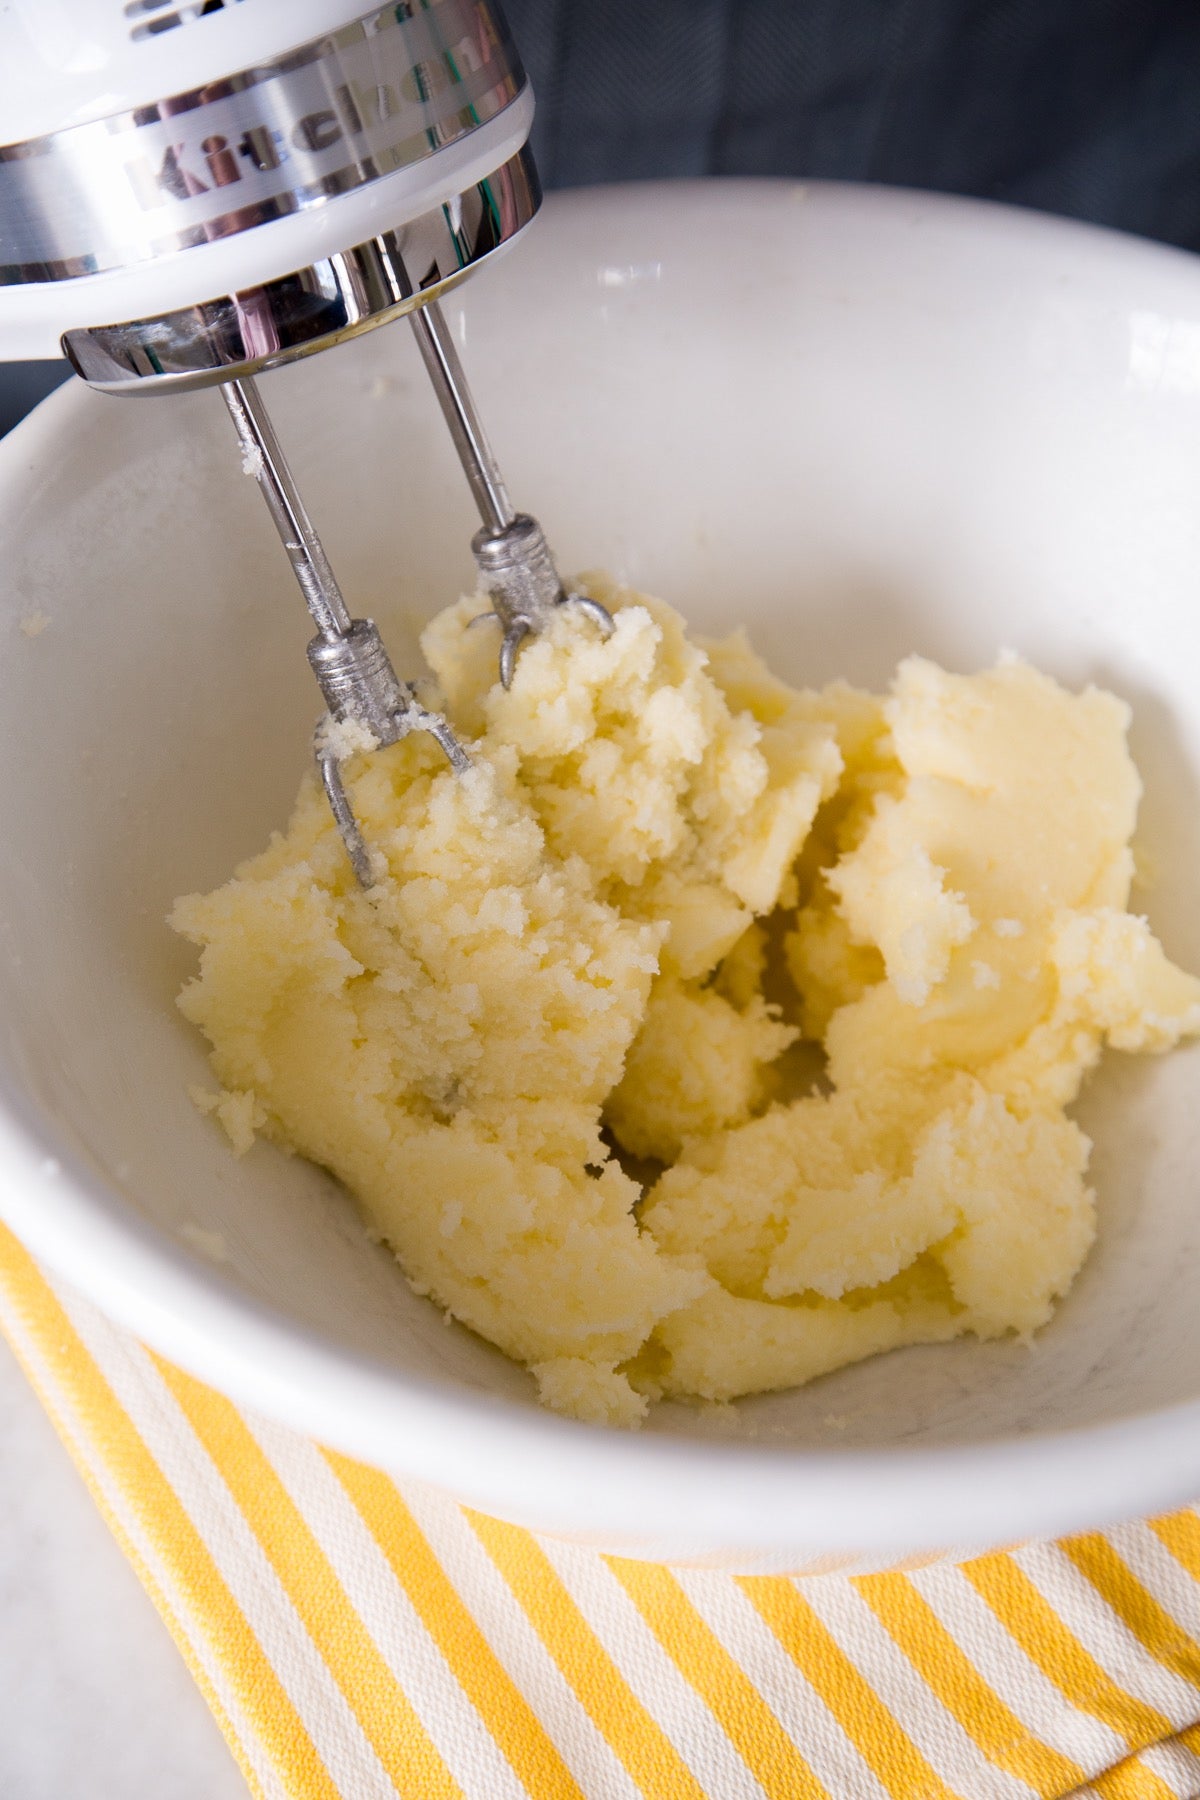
[0,0,612,883]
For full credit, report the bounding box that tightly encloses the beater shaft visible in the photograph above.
[222,376,352,643]
[407,299,513,537]
[220,374,467,888]
[407,297,614,684]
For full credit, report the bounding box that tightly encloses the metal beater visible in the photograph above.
[220,297,612,887]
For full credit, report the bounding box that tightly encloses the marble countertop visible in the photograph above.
[0,1332,248,1799]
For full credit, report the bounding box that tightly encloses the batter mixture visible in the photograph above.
[173,577,1200,1425]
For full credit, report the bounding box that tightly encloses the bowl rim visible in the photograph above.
[4,178,1200,1560]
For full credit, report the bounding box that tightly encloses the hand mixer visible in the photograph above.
[0,0,612,885]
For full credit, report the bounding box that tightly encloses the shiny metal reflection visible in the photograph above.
[62,148,540,395]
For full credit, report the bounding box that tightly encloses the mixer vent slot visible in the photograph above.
[126,0,248,43]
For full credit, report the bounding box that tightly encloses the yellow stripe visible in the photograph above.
[1148,1510,1200,1585]
[0,1228,338,1800]
[1059,1534,1200,1692]
[1089,1752,1181,1800]
[0,1287,273,1800]
[74,1488,275,1800]
[740,1576,965,1800]
[607,1559,832,1800]
[327,1452,583,1800]
[466,1510,712,1800]
[852,1572,1083,1796]
[961,1553,1172,1745]
[155,1358,465,1800]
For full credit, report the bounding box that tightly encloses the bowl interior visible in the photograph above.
[3,180,1200,1459]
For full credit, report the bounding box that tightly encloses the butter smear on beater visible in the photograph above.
[172,579,1200,1427]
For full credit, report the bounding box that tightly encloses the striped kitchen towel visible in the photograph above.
[1,1224,1198,1800]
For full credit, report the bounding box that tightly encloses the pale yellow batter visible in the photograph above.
[172,578,1200,1426]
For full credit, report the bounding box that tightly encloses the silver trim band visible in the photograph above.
[0,0,524,282]
[61,146,540,394]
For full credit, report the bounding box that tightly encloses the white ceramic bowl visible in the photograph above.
[2,181,1200,1574]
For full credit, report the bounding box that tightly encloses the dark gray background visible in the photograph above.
[5,0,1200,434]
